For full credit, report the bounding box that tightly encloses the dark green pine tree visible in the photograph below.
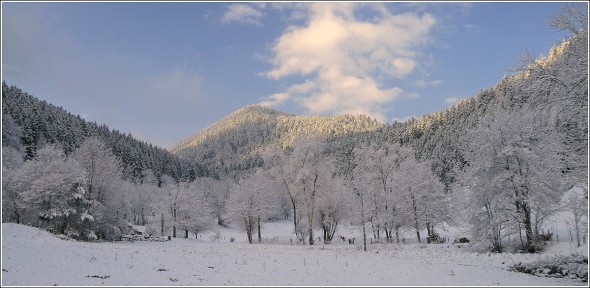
[21,112,42,161]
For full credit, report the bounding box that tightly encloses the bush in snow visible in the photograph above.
[510,254,588,282]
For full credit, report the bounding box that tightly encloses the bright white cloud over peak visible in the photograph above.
[221,4,264,26]
[261,3,436,122]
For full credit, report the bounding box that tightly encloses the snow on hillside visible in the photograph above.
[2,222,587,286]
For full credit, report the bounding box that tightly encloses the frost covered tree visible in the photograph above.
[315,175,348,244]
[514,3,588,189]
[148,174,175,237]
[2,146,25,223]
[165,179,183,238]
[349,155,372,252]
[290,138,333,245]
[71,137,128,239]
[462,108,567,252]
[11,145,95,239]
[186,177,218,237]
[192,176,229,227]
[391,154,447,244]
[353,142,415,243]
[71,137,122,202]
[172,180,215,238]
[129,169,159,226]
[263,138,331,245]
[561,186,588,247]
[460,164,513,252]
[224,169,280,243]
[263,144,304,241]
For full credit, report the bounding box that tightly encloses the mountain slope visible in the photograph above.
[1,82,205,182]
[382,32,587,190]
[171,105,386,177]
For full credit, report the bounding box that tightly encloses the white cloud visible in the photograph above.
[269,2,310,21]
[260,92,289,107]
[262,3,436,121]
[415,79,443,87]
[260,80,317,107]
[221,4,264,26]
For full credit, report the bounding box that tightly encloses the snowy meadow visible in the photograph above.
[2,221,587,286]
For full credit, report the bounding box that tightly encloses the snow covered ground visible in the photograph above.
[2,221,587,286]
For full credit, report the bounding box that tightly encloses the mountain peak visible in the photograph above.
[232,104,290,116]
[221,104,292,123]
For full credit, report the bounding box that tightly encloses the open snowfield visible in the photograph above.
[2,221,588,286]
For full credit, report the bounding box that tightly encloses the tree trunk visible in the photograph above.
[60,217,68,235]
[172,205,177,238]
[522,203,535,251]
[519,223,524,247]
[141,206,145,225]
[14,208,20,224]
[360,191,367,251]
[573,209,582,247]
[362,219,367,252]
[185,229,189,239]
[320,211,328,243]
[371,220,377,239]
[257,217,262,243]
[411,193,421,244]
[285,179,299,240]
[160,213,164,236]
[308,220,314,245]
[292,204,298,239]
[245,217,253,244]
[327,220,337,243]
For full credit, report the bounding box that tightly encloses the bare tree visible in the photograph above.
[263,144,304,241]
[549,3,588,35]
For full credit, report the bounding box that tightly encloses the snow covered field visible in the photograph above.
[2,222,587,286]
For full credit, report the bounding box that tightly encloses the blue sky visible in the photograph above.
[2,2,574,149]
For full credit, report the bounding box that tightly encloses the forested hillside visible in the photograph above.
[2,82,206,184]
[171,104,385,178]
[385,27,587,194]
